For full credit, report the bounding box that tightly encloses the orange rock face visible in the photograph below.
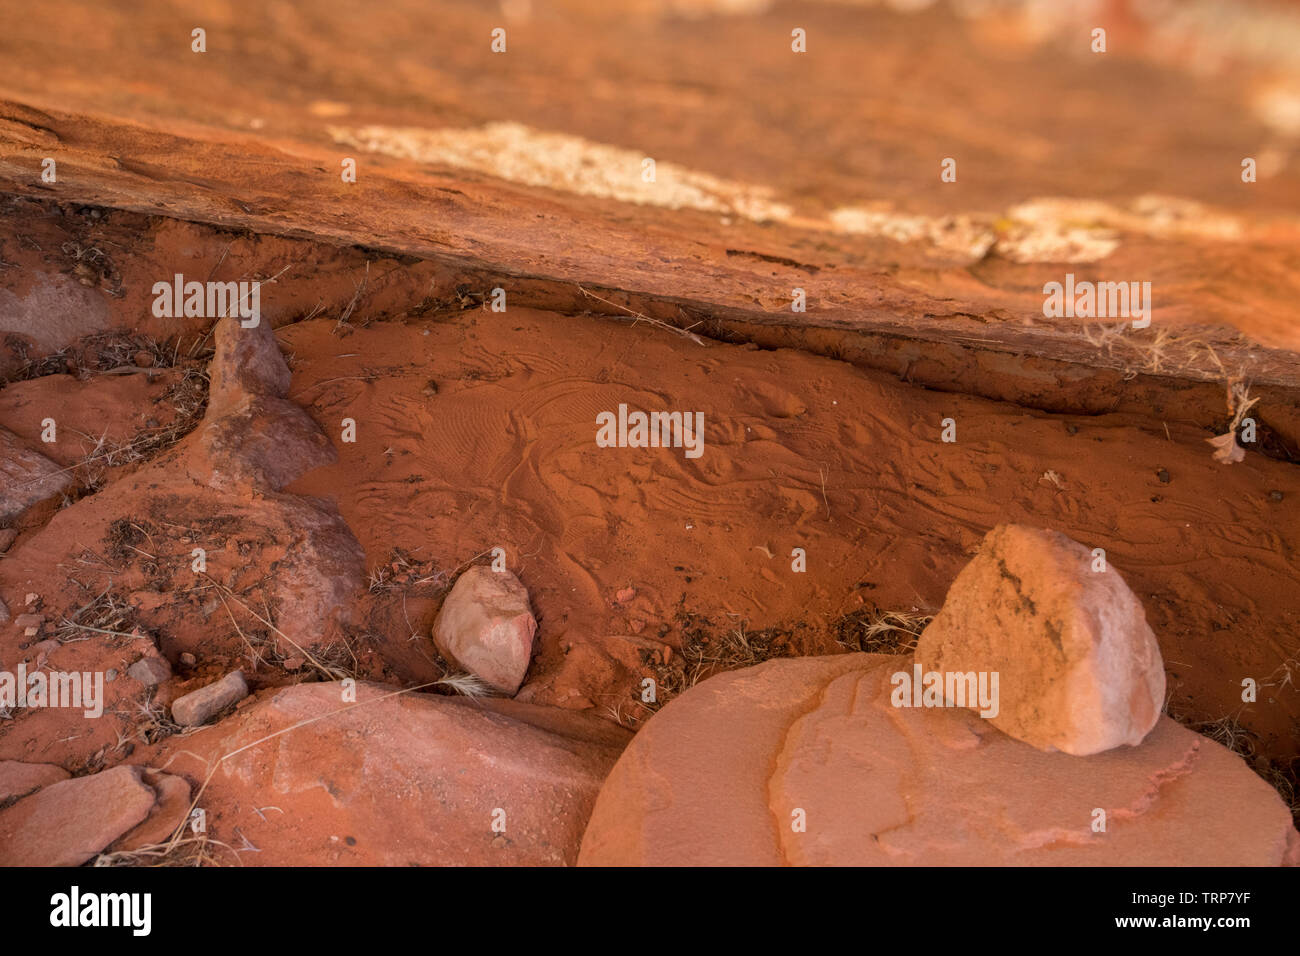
[0,426,72,521]
[0,759,69,803]
[579,655,1299,866]
[916,525,1166,756]
[155,681,628,866]
[0,765,157,866]
[1,0,1299,875]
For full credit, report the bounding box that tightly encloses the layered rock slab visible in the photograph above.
[110,769,193,853]
[578,655,1300,866]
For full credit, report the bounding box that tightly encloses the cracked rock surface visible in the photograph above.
[579,654,1300,866]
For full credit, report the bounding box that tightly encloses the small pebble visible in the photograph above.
[127,656,171,687]
[171,670,249,727]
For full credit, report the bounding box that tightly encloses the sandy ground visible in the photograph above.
[0,207,1296,807]
[0,0,1297,860]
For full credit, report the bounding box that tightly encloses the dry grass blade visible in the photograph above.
[433,672,494,697]
[94,831,236,868]
[57,589,141,644]
[578,285,707,346]
[112,692,185,748]
[202,573,352,680]
[835,607,933,654]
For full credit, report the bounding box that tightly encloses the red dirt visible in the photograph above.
[0,0,1297,867]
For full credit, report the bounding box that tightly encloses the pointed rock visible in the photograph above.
[190,396,336,491]
[207,315,291,415]
[127,654,172,687]
[916,524,1165,755]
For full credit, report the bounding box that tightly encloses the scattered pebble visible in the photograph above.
[127,656,172,687]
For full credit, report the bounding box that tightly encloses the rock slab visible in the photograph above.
[110,770,193,852]
[578,655,1300,866]
[0,765,157,866]
[0,426,73,522]
[158,681,629,865]
[0,760,70,803]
